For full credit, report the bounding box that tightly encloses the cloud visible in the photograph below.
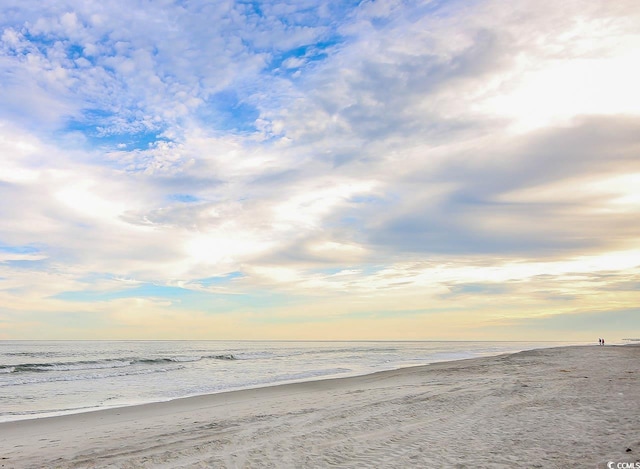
[365,115,640,256]
[491,308,640,335]
[0,0,639,339]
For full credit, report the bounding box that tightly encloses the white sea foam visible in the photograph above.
[0,340,584,422]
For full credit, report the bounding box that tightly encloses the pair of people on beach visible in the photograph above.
[598,338,605,345]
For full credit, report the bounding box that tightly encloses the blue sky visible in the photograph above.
[0,0,639,340]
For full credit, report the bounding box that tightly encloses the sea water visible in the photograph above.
[0,340,582,422]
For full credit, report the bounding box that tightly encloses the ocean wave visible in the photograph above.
[0,354,237,375]
[0,364,185,387]
[205,354,236,361]
[1,359,133,373]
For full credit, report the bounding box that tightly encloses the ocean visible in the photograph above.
[0,340,583,422]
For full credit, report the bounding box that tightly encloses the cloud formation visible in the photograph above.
[0,0,639,339]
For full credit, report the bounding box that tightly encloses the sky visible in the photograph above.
[0,0,639,341]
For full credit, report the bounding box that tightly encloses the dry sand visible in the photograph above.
[1,345,638,468]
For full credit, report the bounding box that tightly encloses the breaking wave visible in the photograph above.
[0,354,237,375]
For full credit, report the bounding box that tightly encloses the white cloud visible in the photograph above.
[1,0,639,338]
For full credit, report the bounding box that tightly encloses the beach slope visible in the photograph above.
[1,345,638,468]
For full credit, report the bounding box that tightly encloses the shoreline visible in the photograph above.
[2,350,498,424]
[1,344,638,468]
[0,341,583,425]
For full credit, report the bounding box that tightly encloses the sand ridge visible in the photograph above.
[0,345,638,468]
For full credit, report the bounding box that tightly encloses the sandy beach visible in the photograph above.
[1,345,638,468]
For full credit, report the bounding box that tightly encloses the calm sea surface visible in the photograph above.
[0,340,583,422]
